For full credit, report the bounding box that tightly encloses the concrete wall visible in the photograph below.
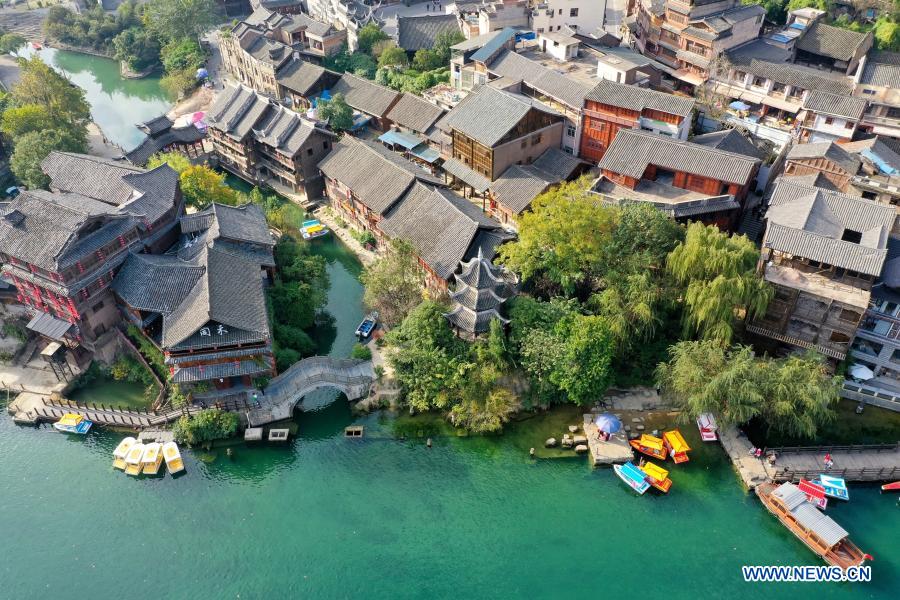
[491,121,564,178]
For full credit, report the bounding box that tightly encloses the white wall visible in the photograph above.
[530,0,608,36]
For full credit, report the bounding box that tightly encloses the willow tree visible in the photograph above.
[667,222,772,345]
[588,271,662,348]
[656,340,839,438]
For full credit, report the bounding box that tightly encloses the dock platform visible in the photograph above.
[582,414,634,466]
[766,444,900,483]
[138,429,174,443]
[268,428,289,442]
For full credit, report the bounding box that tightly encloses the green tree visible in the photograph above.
[433,30,465,62]
[550,314,616,405]
[113,27,161,71]
[356,22,389,54]
[160,67,198,98]
[0,33,26,55]
[144,0,220,42]
[178,165,240,208]
[160,38,206,72]
[874,17,900,51]
[10,56,91,128]
[377,45,409,70]
[656,341,839,438]
[361,239,423,327]
[785,0,830,11]
[11,129,87,189]
[1,104,54,137]
[318,93,354,132]
[742,0,787,24]
[147,151,191,173]
[172,409,239,445]
[667,222,771,345]
[412,48,442,71]
[497,177,618,296]
[351,343,372,360]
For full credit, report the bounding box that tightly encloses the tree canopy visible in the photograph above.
[318,93,354,132]
[143,0,221,43]
[361,239,423,327]
[356,22,390,54]
[178,165,241,208]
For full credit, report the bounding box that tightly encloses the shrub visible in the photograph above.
[172,409,239,445]
[351,343,372,360]
[126,325,168,381]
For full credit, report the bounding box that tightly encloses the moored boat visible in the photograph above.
[696,413,718,442]
[162,441,185,474]
[639,461,672,493]
[300,219,329,240]
[882,481,900,492]
[756,482,867,570]
[124,443,146,476]
[141,442,163,475]
[613,462,651,495]
[816,475,849,501]
[663,430,691,463]
[112,436,137,470]
[629,434,667,461]
[798,478,828,510]
[355,311,378,339]
[53,413,92,435]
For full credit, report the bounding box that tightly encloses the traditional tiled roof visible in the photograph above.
[469,27,516,63]
[444,248,516,334]
[860,50,900,88]
[332,73,400,118]
[585,79,694,118]
[441,157,492,193]
[796,21,871,63]
[783,172,839,191]
[207,84,272,141]
[237,26,292,67]
[138,115,174,136]
[842,136,900,174]
[802,90,867,121]
[206,203,274,246]
[276,59,330,96]
[443,85,561,147]
[487,50,593,110]
[113,253,206,314]
[318,136,443,214]
[380,183,504,280]
[598,129,759,185]
[491,148,584,215]
[253,102,327,155]
[764,178,894,276]
[126,121,205,166]
[397,14,461,51]
[726,49,852,95]
[386,93,446,134]
[246,5,336,37]
[691,129,764,160]
[787,141,861,175]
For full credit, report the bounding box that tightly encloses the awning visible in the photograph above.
[378,130,424,150]
[441,157,491,193]
[738,90,765,104]
[26,312,72,341]
[762,94,801,113]
[409,144,441,164]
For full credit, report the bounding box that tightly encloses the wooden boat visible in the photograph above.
[300,219,329,240]
[629,434,667,461]
[355,311,378,339]
[112,437,136,470]
[756,482,867,570]
[663,429,691,463]
[882,481,900,492]
[696,412,718,442]
[141,442,163,475]
[816,475,849,501]
[53,413,92,434]
[124,443,146,476]
[162,441,185,474]
[639,461,672,493]
[798,479,828,510]
[613,462,650,495]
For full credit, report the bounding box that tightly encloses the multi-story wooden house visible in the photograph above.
[245,5,346,59]
[748,178,896,360]
[593,129,760,228]
[114,203,276,390]
[441,85,565,195]
[783,141,863,191]
[125,115,207,167]
[580,78,695,163]
[796,91,868,144]
[793,18,873,76]
[0,153,182,355]
[206,84,336,197]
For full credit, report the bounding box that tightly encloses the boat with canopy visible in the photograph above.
[798,479,828,510]
[124,443,146,476]
[162,441,185,474]
[663,430,691,463]
[614,462,651,495]
[141,442,163,475]
[816,475,849,501]
[629,434,667,461]
[53,413,92,434]
[696,413,718,442]
[639,461,672,493]
[112,437,136,470]
[300,219,329,240]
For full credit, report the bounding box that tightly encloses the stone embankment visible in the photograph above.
[719,425,769,489]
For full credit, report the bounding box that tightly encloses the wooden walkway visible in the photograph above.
[765,444,900,483]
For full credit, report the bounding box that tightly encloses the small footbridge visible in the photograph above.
[247,357,374,426]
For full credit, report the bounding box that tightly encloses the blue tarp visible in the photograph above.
[348,112,372,131]
[409,144,440,164]
[515,31,537,42]
[378,130,425,150]
[729,101,751,111]
[861,148,898,175]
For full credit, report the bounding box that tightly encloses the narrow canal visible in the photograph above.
[0,48,897,599]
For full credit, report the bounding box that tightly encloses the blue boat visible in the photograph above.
[300,219,329,240]
[53,413,93,435]
[614,462,650,495]
[815,474,850,501]
[355,311,378,339]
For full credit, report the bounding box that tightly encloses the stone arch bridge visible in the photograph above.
[246,357,374,426]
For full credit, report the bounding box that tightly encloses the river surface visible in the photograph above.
[1,44,898,599]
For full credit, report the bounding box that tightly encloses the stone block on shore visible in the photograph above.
[573,435,587,445]
[545,437,557,448]
[575,444,588,454]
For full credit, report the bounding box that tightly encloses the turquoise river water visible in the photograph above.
[1,47,898,600]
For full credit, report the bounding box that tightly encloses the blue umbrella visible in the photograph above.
[196,67,209,80]
[594,413,622,434]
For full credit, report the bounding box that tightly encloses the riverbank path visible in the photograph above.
[765,444,900,483]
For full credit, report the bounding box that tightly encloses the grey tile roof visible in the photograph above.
[443,85,561,147]
[691,129,764,160]
[802,90,868,121]
[238,26,292,67]
[397,14,461,51]
[796,21,872,63]
[787,141,861,175]
[113,253,206,314]
[860,56,900,89]
[451,28,508,52]
[380,183,503,280]
[126,122,205,166]
[386,93,446,134]
[276,59,329,96]
[764,178,894,276]
[726,49,852,95]
[843,136,900,174]
[487,50,593,110]
[318,136,442,214]
[173,358,272,383]
[252,103,325,155]
[139,115,174,136]
[332,73,400,118]
[783,172,839,191]
[598,129,759,185]
[532,147,584,180]
[209,203,274,246]
[585,79,695,118]
[772,483,848,548]
[490,147,584,214]
[441,157,491,193]
[207,84,272,141]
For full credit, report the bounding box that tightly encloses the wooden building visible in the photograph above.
[580,79,695,163]
[783,141,862,191]
[125,115,206,167]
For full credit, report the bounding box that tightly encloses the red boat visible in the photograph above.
[798,479,828,510]
[882,481,900,492]
[629,434,667,461]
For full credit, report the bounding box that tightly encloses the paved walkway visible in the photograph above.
[314,207,377,266]
[719,425,769,489]
[765,445,900,483]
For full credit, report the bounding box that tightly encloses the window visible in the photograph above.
[839,308,862,323]
[537,27,544,33]
[564,146,573,154]
[92,300,104,313]
[570,8,579,16]
[307,148,314,155]
[558,8,562,15]
[863,88,876,95]
[841,229,862,243]
[531,133,542,146]
[566,124,576,137]
[323,141,329,149]
[845,122,854,129]
[825,116,834,125]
